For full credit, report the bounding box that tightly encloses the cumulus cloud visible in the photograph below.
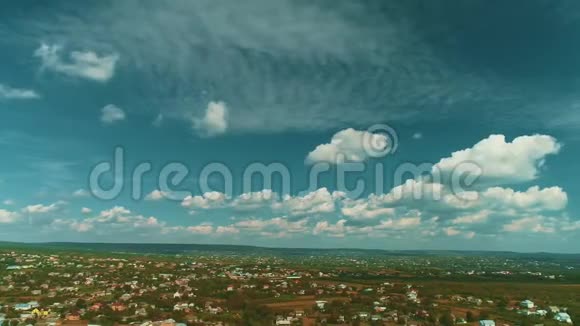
[233,217,308,236]
[146,190,169,201]
[273,188,338,216]
[54,206,166,234]
[92,206,132,222]
[186,224,214,234]
[451,210,490,225]
[0,84,40,100]
[69,221,93,232]
[181,192,228,211]
[101,104,126,124]
[481,186,567,211]
[192,101,228,137]
[305,128,389,164]
[216,225,240,234]
[444,227,461,236]
[433,134,561,185]
[34,43,118,82]
[375,217,421,230]
[231,189,277,211]
[22,201,63,214]
[313,219,347,237]
[503,216,555,233]
[0,209,19,223]
[341,203,394,220]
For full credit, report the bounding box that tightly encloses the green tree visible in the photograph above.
[466,311,476,322]
[440,311,455,326]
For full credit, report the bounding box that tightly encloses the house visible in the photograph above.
[549,306,560,313]
[479,320,495,326]
[554,312,572,324]
[14,303,32,311]
[136,308,148,317]
[89,303,102,312]
[173,303,190,311]
[358,312,370,320]
[110,302,126,312]
[535,310,548,317]
[275,318,291,325]
[520,300,535,309]
[315,300,327,310]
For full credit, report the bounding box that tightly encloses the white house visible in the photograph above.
[554,312,572,324]
[479,320,495,326]
[520,300,534,309]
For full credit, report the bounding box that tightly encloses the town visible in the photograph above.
[0,245,577,326]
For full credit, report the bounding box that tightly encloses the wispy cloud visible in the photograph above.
[6,1,498,133]
[101,104,126,124]
[34,43,118,82]
[0,83,40,100]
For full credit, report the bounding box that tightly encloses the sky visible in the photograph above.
[0,0,579,252]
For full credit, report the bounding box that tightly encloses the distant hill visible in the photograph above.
[0,241,578,261]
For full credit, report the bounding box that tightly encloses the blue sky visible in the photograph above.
[1,0,579,252]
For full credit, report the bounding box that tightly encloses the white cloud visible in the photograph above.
[22,202,63,214]
[481,186,567,211]
[305,128,389,164]
[433,134,561,185]
[313,219,347,237]
[0,84,40,100]
[0,209,19,223]
[101,104,126,124]
[561,219,580,231]
[444,227,461,236]
[233,217,308,234]
[93,206,132,222]
[341,202,394,220]
[34,43,119,82]
[57,206,166,234]
[186,224,214,234]
[72,189,89,197]
[181,192,228,210]
[412,132,423,139]
[216,225,240,234]
[451,210,490,225]
[193,101,228,137]
[503,216,555,233]
[375,217,421,230]
[231,189,277,211]
[2,199,14,206]
[146,190,169,201]
[274,188,337,216]
[70,221,93,232]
